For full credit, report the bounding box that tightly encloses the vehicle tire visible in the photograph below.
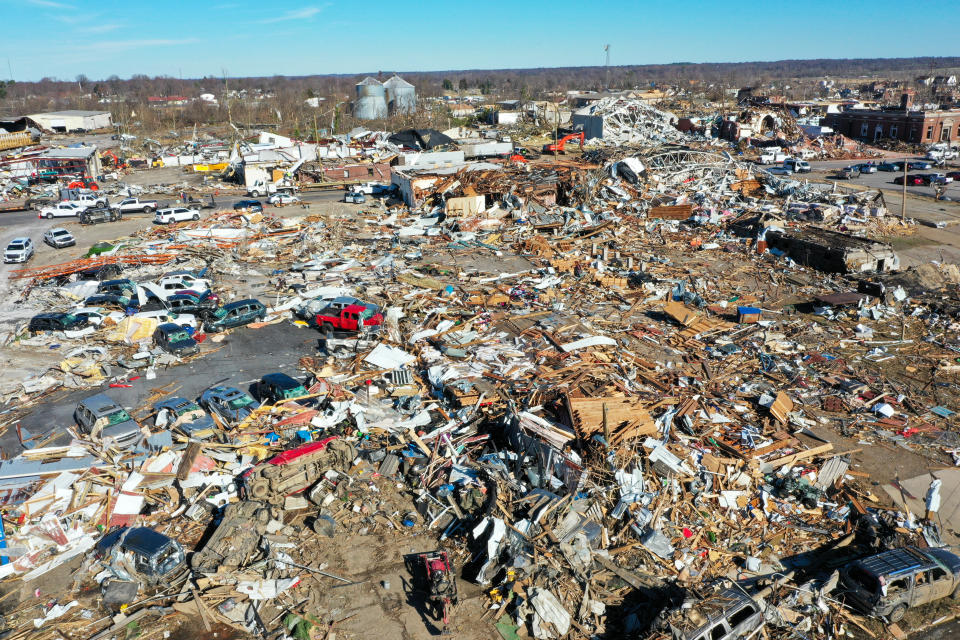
[247,478,271,501]
[192,214,199,220]
[322,322,333,335]
[45,212,52,219]
[144,206,155,214]
[888,604,907,623]
[251,191,262,198]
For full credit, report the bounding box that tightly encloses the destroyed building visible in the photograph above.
[26,110,113,133]
[764,226,900,273]
[1,71,959,640]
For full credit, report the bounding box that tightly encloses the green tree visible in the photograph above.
[442,78,453,91]
[458,78,467,91]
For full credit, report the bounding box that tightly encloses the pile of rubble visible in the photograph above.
[0,134,957,640]
[577,97,690,147]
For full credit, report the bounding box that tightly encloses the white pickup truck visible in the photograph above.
[72,192,108,208]
[111,197,159,214]
[39,201,88,219]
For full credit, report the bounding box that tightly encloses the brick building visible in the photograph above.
[824,92,960,144]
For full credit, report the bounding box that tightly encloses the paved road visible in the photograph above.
[3,320,320,455]
[804,158,960,201]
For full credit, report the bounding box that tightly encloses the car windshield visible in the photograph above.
[168,330,191,342]
[62,313,80,324]
[212,308,228,318]
[284,386,308,398]
[53,230,70,237]
[175,401,200,415]
[8,242,24,249]
[227,395,253,410]
[106,409,132,425]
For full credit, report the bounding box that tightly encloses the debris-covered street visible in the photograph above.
[4,51,960,640]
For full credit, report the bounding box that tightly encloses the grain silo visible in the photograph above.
[384,75,416,115]
[353,77,387,120]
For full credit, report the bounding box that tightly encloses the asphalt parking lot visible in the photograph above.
[3,320,319,455]
[806,157,960,200]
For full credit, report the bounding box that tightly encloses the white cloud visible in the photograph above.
[263,6,324,23]
[77,38,200,53]
[78,23,121,33]
[25,0,73,7]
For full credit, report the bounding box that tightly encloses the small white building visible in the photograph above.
[492,111,520,125]
[27,110,112,133]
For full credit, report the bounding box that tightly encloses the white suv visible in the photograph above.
[154,207,200,224]
[4,238,35,263]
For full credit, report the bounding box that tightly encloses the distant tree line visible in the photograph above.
[2,57,957,138]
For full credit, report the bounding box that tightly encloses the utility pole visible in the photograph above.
[222,68,232,128]
[604,44,611,90]
[901,158,908,221]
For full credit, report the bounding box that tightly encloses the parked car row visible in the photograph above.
[3,228,77,265]
[72,369,313,452]
[893,173,955,186]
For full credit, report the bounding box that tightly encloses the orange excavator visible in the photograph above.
[542,132,584,155]
[101,150,126,169]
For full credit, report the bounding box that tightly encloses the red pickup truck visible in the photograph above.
[315,303,383,333]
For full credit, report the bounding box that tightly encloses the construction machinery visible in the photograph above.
[66,176,99,190]
[101,151,126,170]
[508,147,541,164]
[542,132,584,155]
[420,551,458,635]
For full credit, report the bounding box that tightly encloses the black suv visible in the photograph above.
[257,373,308,404]
[94,527,187,587]
[29,312,89,334]
[166,292,217,318]
[80,206,122,225]
[153,323,199,356]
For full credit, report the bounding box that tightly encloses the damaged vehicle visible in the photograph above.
[241,437,356,504]
[153,397,216,439]
[153,322,199,356]
[191,501,279,574]
[94,527,187,606]
[203,299,266,332]
[165,292,217,319]
[75,394,142,449]
[840,546,960,622]
[28,312,89,334]
[200,385,260,426]
[257,372,308,404]
[315,303,383,335]
[661,585,765,640]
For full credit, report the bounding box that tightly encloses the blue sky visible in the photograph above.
[1,0,958,81]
